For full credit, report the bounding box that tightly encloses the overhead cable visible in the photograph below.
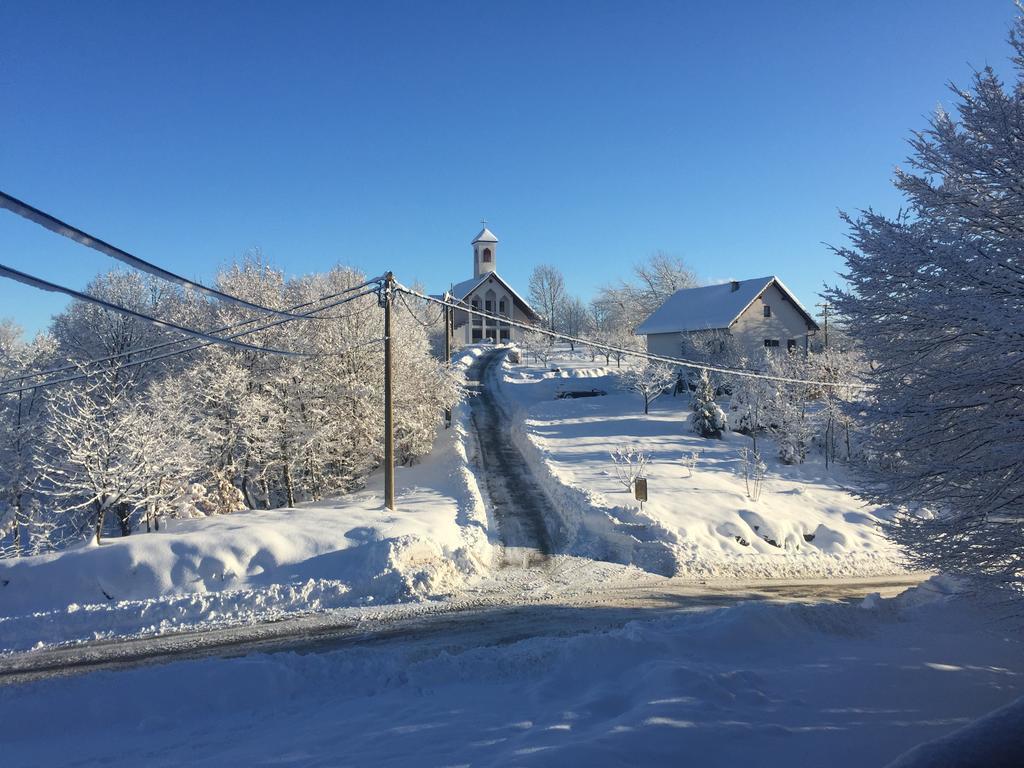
[0,190,312,319]
[0,263,306,357]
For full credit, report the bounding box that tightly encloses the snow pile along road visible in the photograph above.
[1,576,1019,768]
[497,349,904,580]
[0,348,494,652]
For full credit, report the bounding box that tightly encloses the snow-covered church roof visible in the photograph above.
[635,276,818,335]
[445,271,540,321]
[471,227,498,244]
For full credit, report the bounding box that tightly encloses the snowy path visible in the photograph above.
[466,348,555,565]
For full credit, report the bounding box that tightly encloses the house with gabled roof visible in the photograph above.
[635,276,819,359]
[444,226,541,345]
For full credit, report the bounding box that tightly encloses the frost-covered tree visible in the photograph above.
[527,265,566,332]
[618,362,676,414]
[39,375,151,543]
[596,252,699,326]
[765,351,814,465]
[560,296,591,352]
[728,356,773,451]
[807,345,865,467]
[0,327,54,555]
[827,18,1024,593]
[690,368,727,438]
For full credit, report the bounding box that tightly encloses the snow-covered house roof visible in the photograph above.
[443,271,540,321]
[635,276,819,335]
[471,227,498,244]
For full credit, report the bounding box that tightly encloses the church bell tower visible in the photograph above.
[472,222,498,278]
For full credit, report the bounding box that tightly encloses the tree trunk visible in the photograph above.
[116,503,132,537]
[283,463,296,508]
[94,500,106,545]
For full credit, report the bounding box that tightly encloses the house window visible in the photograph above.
[764,339,779,348]
[787,339,797,351]
[763,305,772,318]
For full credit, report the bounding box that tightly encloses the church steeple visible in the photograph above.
[472,220,498,278]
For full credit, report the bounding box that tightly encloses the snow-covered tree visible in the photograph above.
[728,357,773,451]
[559,296,591,352]
[527,265,566,332]
[689,369,727,438]
[765,351,814,464]
[0,328,54,555]
[618,362,676,414]
[826,18,1024,593]
[39,375,151,543]
[596,252,698,325]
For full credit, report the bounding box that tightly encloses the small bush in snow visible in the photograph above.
[738,446,767,501]
[680,450,699,478]
[618,362,676,414]
[689,369,727,438]
[610,444,650,492]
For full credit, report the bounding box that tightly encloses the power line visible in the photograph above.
[0,278,383,387]
[394,284,870,390]
[0,263,309,358]
[0,287,385,397]
[0,190,312,320]
[396,289,447,328]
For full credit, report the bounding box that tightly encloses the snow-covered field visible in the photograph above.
[498,349,904,580]
[1,576,1020,768]
[0,348,496,652]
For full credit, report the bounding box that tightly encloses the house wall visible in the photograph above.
[730,283,814,356]
[644,332,683,358]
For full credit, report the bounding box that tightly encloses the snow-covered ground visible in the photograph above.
[1,576,1020,768]
[0,348,496,652]
[498,348,904,579]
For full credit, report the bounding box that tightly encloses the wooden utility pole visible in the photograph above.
[816,301,830,349]
[382,272,396,510]
[443,291,452,429]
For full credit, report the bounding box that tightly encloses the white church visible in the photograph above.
[445,225,541,345]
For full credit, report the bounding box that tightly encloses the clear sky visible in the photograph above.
[1,1,1020,335]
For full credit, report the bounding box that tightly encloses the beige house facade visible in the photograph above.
[636,276,819,360]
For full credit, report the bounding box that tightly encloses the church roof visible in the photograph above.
[471,227,498,244]
[635,276,819,335]
[445,271,540,322]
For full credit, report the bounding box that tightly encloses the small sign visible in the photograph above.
[634,477,648,502]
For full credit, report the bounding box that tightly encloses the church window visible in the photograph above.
[485,290,496,325]
[482,248,492,262]
[471,298,482,325]
[499,299,507,315]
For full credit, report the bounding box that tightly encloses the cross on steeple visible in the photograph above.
[480,218,487,227]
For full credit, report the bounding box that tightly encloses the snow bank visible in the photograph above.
[498,348,904,579]
[0,353,495,651]
[886,693,1024,767]
[2,575,1019,768]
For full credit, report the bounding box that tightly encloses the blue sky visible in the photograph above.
[1,1,1019,334]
